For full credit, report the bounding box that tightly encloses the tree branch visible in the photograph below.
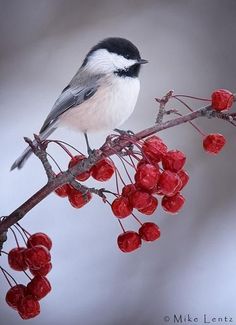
[0,97,235,238]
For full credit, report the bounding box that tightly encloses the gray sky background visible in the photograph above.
[0,1,236,324]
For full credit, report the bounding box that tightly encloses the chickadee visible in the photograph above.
[11,37,148,170]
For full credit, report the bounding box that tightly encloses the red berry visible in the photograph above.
[177,170,189,190]
[68,155,91,181]
[136,158,148,169]
[91,158,115,181]
[129,190,152,210]
[30,263,52,277]
[27,276,51,300]
[27,233,52,251]
[203,133,226,154]
[121,184,137,201]
[68,189,92,208]
[138,222,161,241]
[142,136,168,163]
[5,285,27,310]
[211,89,234,111]
[54,184,71,198]
[54,172,72,197]
[162,150,186,172]
[135,163,160,190]
[17,295,40,319]
[24,245,51,270]
[111,196,133,218]
[8,247,28,271]
[138,196,158,215]
[161,193,185,214]
[158,170,182,196]
[117,231,141,253]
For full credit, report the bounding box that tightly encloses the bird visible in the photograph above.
[11,37,148,170]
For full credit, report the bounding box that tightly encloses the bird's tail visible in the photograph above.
[10,124,56,171]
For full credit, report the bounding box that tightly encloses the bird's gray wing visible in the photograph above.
[39,83,99,134]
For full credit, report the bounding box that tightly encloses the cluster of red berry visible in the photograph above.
[55,155,115,208]
[54,135,189,254]
[6,233,52,319]
[203,89,234,154]
[111,136,189,252]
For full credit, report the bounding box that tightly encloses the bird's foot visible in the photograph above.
[113,129,135,154]
[87,147,96,157]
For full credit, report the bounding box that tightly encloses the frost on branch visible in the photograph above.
[0,88,235,319]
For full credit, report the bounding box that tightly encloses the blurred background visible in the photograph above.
[1,0,236,324]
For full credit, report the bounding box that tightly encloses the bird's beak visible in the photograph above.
[137,58,148,64]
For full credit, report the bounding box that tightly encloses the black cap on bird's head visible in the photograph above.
[82,37,148,77]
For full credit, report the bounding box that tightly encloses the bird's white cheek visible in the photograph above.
[110,53,136,70]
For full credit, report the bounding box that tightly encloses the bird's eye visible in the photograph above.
[124,54,130,59]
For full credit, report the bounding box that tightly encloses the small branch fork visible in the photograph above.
[0,91,236,247]
[24,135,55,181]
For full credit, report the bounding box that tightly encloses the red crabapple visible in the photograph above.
[142,136,168,163]
[5,285,27,310]
[27,233,52,251]
[68,155,91,181]
[139,222,161,241]
[27,276,51,300]
[177,169,189,190]
[117,231,142,253]
[121,184,137,201]
[129,190,152,210]
[68,189,92,208]
[161,193,185,214]
[17,296,40,320]
[135,163,160,190]
[91,158,115,181]
[29,263,52,277]
[158,171,182,196]
[138,196,158,215]
[211,89,234,111]
[203,133,226,154]
[111,196,133,218]
[8,247,28,271]
[162,150,186,172]
[24,245,51,270]
[54,183,71,198]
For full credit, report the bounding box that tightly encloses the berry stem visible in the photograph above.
[174,94,211,101]
[13,225,28,246]
[174,112,206,136]
[16,223,31,237]
[114,168,121,196]
[118,219,126,233]
[9,227,20,248]
[131,213,143,226]
[0,266,17,287]
[46,140,76,158]
[173,96,194,112]
[116,155,134,184]
[46,152,63,172]
[22,270,32,281]
[0,250,8,255]
[114,166,127,187]
[128,155,137,169]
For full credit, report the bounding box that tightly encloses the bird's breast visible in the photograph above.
[60,76,140,132]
